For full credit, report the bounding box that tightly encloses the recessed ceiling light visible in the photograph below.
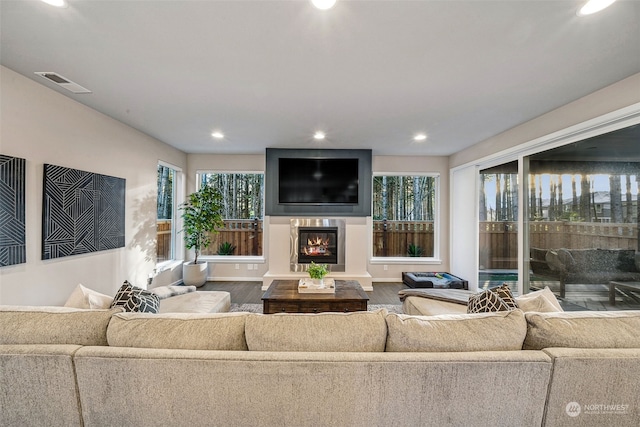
[413,133,427,142]
[312,0,336,10]
[577,0,617,16]
[314,131,326,140]
[211,132,224,139]
[41,0,67,8]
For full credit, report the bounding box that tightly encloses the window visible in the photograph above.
[198,172,264,256]
[478,161,519,291]
[157,164,177,262]
[372,175,437,258]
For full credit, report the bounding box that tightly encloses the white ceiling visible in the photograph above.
[1,0,639,156]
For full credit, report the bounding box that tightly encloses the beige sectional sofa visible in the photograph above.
[1,305,639,427]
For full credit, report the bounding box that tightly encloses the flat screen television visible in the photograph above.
[278,158,359,205]
[265,148,372,216]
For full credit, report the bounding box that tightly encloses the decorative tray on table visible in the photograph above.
[298,278,336,294]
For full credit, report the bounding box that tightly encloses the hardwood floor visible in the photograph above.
[199,281,407,305]
[199,281,640,311]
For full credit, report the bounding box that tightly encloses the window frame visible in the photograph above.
[156,161,183,269]
[370,172,441,265]
[195,170,266,264]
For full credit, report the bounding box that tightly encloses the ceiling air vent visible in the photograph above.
[34,72,92,94]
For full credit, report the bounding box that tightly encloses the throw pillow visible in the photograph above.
[64,284,113,309]
[467,289,511,313]
[110,281,160,313]
[490,283,519,309]
[515,286,563,313]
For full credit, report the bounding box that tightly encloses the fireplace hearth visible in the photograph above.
[290,219,345,272]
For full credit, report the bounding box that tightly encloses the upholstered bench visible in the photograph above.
[63,284,231,314]
[159,291,230,314]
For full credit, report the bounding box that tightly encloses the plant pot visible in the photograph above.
[183,261,208,287]
[312,278,325,287]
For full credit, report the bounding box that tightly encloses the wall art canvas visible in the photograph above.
[42,164,125,260]
[0,155,26,266]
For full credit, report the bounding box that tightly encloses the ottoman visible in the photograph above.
[159,291,231,313]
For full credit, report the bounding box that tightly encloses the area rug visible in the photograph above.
[230,303,403,314]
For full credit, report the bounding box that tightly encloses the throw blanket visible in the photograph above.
[398,288,473,305]
[150,285,196,300]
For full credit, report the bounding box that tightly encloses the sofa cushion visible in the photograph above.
[245,309,388,352]
[0,306,121,346]
[515,287,562,313]
[467,288,512,313]
[107,312,248,350]
[64,284,113,309]
[110,281,160,313]
[385,309,527,352]
[523,310,640,350]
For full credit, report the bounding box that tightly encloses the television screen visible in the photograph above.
[278,158,359,204]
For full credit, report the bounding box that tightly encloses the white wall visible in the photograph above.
[0,66,187,305]
[450,73,640,169]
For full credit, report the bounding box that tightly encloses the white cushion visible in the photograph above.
[64,284,113,309]
[158,291,230,313]
[515,286,562,313]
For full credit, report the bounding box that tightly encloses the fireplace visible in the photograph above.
[298,227,338,265]
[290,219,345,272]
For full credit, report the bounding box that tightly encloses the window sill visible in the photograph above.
[199,255,265,264]
[370,257,442,265]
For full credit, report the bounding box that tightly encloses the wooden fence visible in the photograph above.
[202,219,263,256]
[479,222,518,269]
[372,220,435,257]
[480,221,639,269]
[159,219,636,266]
[157,220,172,262]
[157,219,263,260]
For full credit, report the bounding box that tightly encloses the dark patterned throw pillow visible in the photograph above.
[467,289,512,314]
[489,283,519,309]
[110,281,160,313]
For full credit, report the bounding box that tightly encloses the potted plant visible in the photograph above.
[307,262,329,286]
[217,241,236,255]
[179,184,224,287]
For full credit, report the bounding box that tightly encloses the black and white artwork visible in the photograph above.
[0,155,26,266]
[42,164,126,260]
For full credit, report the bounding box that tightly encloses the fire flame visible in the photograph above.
[303,235,331,256]
[307,236,330,246]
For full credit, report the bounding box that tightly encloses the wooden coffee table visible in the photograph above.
[262,280,369,314]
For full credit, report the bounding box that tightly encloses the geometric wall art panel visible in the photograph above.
[42,164,126,260]
[0,154,27,266]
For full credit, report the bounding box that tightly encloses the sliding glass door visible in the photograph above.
[478,161,519,292]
